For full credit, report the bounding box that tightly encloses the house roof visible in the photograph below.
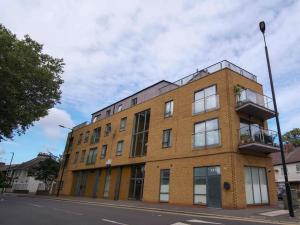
[14,153,51,170]
[0,164,18,172]
[271,147,300,165]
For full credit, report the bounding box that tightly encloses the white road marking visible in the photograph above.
[102,218,128,225]
[28,203,42,208]
[170,223,190,225]
[157,214,162,216]
[187,219,222,224]
[53,207,83,216]
[260,210,289,217]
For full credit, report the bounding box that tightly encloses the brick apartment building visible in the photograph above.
[57,60,279,208]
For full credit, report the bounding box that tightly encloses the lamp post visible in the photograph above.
[1,152,14,194]
[259,21,294,217]
[56,125,73,197]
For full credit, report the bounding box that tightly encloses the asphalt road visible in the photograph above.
[0,195,283,225]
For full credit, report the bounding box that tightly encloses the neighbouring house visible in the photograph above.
[57,60,279,209]
[11,153,51,193]
[272,146,300,197]
[0,163,19,188]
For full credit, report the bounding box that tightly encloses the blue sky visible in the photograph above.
[0,0,300,164]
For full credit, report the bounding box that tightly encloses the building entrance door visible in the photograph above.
[207,174,221,208]
[75,171,87,196]
[128,165,144,200]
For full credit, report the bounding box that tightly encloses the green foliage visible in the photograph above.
[282,128,300,147]
[33,157,60,191]
[0,24,64,141]
[0,172,5,188]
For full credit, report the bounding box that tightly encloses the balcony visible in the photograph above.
[192,94,219,115]
[236,89,275,120]
[238,125,279,153]
[192,129,221,148]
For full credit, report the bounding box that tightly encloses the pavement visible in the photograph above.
[0,193,299,225]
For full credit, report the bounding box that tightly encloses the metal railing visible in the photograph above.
[159,60,257,94]
[239,125,278,146]
[192,94,219,115]
[192,129,221,148]
[236,89,274,111]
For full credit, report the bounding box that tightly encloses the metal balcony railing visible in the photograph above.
[192,94,219,115]
[159,60,257,94]
[192,129,221,148]
[239,125,278,146]
[236,89,274,111]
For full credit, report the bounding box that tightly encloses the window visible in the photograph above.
[160,169,170,202]
[193,85,218,114]
[103,169,111,198]
[162,129,172,148]
[244,167,269,204]
[90,127,101,144]
[84,131,90,143]
[74,152,79,163]
[193,118,220,148]
[164,100,173,118]
[117,104,123,112]
[194,166,220,205]
[80,150,86,162]
[86,148,97,164]
[120,117,127,131]
[131,97,137,106]
[101,145,107,159]
[131,109,150,157]
[105,123,112,136]
[106,109,111,117]
[77,133,83,145]
[67,137,74,151]
[116,141,124,156]
[296,164,300,173]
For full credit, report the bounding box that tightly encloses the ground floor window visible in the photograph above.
[159,169,170,202]
[244,166,269,205]
[194,166,221,207]
[103,169,111,198]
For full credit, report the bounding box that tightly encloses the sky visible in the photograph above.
[0,0,300,164]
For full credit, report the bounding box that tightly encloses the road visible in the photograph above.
[0,195,286,225]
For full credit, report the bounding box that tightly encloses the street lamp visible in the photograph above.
[56,125,73,197]
[1,152,14,194]
[259,21,294,217]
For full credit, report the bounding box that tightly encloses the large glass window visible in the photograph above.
[162,129,172,148]
[131,109,150,157]
[103,169,111,198]
[116,141,124,156]
[164,100,173,118]
[80,150,86,163]
[244,167,269,204]
[86,148,97,164]
[160,169,170,202]
[100,145,107,159]
[90,127,101,144]
[194,119,220,148]
[193,85,218,114]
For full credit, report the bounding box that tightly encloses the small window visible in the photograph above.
[105,123,112,136]
[77,133,83,145]
[90,127,101,144]
[162,129,172,148]
[296,164,300,173]
[84,131,90,143]
[80,150,86,163]
[116,141,124,156]
[86,148,97,164]
[74,152,79,163]
[164,100,173,118]
[131,97,137,106]
[106,109,111,117]
[160,169,170,202]
[120,117,127,131]
[117,104,123,112]
[101,145,107,159]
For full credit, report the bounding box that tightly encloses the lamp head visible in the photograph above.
[259,21,266,34]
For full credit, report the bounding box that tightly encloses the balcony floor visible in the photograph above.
[239,142,280,154]
[236,102,275,120]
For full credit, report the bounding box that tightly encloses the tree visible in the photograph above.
[33,157,60,191]
[0,24,64,141]
[282,128,300,147]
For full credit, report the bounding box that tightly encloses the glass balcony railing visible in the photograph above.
[236,89,274,111]
[239,125,278,147]
[192,129,221,148]
[192,94,219,115]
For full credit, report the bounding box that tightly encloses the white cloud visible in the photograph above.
[36,108,74,140]
[0,0,300,130]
